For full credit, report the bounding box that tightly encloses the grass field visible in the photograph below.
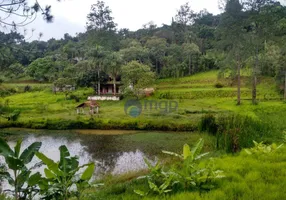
[1,70,285,131]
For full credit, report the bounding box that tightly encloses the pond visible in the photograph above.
[0,129,215,192]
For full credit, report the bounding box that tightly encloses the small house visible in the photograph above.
[76,100,99,115]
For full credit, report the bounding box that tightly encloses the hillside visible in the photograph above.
[1,70,285,131]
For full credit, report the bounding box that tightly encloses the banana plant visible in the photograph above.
[245,140,284,154]
[0,137,42,200]
[163,139,224,191]
[36,145,95,200]
[134,158,179,197]
[162,138,209,162]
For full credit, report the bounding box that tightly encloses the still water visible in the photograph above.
[0,129,196,192]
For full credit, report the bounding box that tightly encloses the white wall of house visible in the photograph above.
[88,96,120,101]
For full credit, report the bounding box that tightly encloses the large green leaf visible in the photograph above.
[81,163,95,181]
[70,156,79,171]
[38,178,49,191]
[0,137,13,158]
[20,142,42,164]
[134,189,148,196]
[183,144,192,160]
[59,145,70,174]
[28,172,42,186]
[44,168,56,179]
[6,156,24,170]
[36,152,62,176]
[14,139,22,158]
[191,139,204,159]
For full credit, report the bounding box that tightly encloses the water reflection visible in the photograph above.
[0,134,154,192]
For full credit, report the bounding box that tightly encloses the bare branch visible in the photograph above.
[0,0,26,7]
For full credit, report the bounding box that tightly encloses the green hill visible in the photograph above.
[0,70,285,131]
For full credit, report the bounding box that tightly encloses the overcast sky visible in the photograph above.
[16,0,222,41]
[21,0,221,41]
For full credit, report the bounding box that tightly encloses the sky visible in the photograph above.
[24,0,221,41]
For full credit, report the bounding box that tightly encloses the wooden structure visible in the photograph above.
[76,101,99,115]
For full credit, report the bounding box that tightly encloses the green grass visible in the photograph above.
[83,145,286,200]
[0,70,285,132]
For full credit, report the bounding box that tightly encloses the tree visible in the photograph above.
[86,1,117,31]
[62,41,77,60]
[73,60,108,91]
[6,63,25,79]
[105,52,123,95]
[277,43,286,100]
[0,0,57,29]
[86,45,107,95]
[0,31,24,71]
[26,56,67,82]
[145,36,168,75]
[85,1,119,50]
[182,42,200,75]
[175,2,195,26]
[121,61,155,97]
[163,44,185,78]
[217,0,248,105]
[173,2,196,43]
[120,45,150,64]
[242,0,281,104]
[193,10,218,54]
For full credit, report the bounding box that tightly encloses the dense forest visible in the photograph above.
[1,0,286,102]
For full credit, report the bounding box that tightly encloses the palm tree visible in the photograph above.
[86,45,106,95]
[105,52,123,96]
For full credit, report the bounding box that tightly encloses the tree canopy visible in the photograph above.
[1,0,286,99]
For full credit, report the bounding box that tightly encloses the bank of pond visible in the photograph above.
[0,128,285,200]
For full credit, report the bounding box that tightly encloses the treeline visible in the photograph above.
[1,0,286,96]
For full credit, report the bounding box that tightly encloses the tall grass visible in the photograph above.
[200,114,280,153]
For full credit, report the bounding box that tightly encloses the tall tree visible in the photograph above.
[277,42,286,100]
[85,1,119,50]
[105,52,123,95]
[145,36,168,75]
[218,0,247,105]
[182,42,200,75]
[86,45,106,95]
[173,2,196,43]
[86,1,117,31]
[242,0,281,104]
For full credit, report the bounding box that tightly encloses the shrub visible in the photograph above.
[199,114,218,135]
[214,82,224,88]
[69,94,80,102]
[24,85,31,92]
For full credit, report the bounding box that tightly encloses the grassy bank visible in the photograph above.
[80,145,286,200]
